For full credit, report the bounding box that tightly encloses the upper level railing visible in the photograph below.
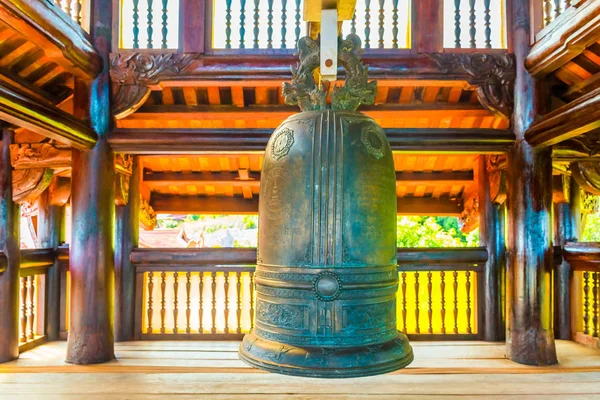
[53,0,90,31]
[532,0,578,39]
[115,0,508,52]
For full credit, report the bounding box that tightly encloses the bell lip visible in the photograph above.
[238,330,414,379]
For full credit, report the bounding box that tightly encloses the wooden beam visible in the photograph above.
[526,0,600,78]
[0,81,97,149]
[396,247,488,266]
[150,194,463,216]
[0,0,101,79]
[110,128,514,154]
[395,171,473,184]
[525,86,600,147]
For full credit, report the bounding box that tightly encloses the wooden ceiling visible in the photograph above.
[554,41,600,103]
[141,153,476,216]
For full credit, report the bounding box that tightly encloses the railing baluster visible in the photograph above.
[20,277,27,342]
[592,272,598,338]
[147,0,154,49]
[414,271,420,334]
[378,0,385,49]
[186,272,191,334]
[453,271,459,334]
[364,0,371,49]
[468,0,476,48]
[401,271,407,333]
[225,0,233,49]
[484,0,491,48]
[236,271,242,334]
[553,0,561,19]
[211,272,217,334]
[466,271,472,334]
[391,0,399,49]
[160,272,166,334]
[74,0,82,25]
[224,272,230,334]
[267,0,274,49]
[199,272,204,334]
[249,271,255,328]
[544,0,553,26]
[440,271,446,334]
[584,271,590,335]
[28,276,35,340]
[147,272,154,334]
[65,0,72,19]
[454,0,461,48]
[351,11,357,35]
[281,0,288,49]
[253,0,260,49]
[427,271,433,334]
[173,272,179,334]
[294,0,301,48]
[239,0,247,49]
[161,0,169,49]
[133,0,140,49]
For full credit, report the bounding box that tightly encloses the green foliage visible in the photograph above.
[156,219,183,229]
[396,216,479,248]
[242,215,258,229]
[582,213,600,242]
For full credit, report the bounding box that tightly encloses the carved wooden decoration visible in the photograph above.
[486,154,507,205]
[552,174,571,204]
[13,168,54,204]
[571,161,600,195]
[10,143,72,170]
[428,53,516,121]
[459,193,479,233]
[110,53,199,119]
[581,190,600,215]
[140,195,157,230]
[115,154,133,206]
[20,201,38,217]
[48,176,71,206]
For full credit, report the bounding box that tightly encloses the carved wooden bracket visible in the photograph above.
[581,190,600,215]
[459,193,479,233]
[552,174,571,204]
[554,133,600,159]
[49,176,71,206]
[115,153,133,206]
[571,161,600,195]
[110,52,199,119]
[13,168,54,203]
[10,143,71,169]
[486,154,507,205]
[140,195,157,230]
[427,53,516,121]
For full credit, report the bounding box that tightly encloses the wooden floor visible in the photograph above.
[0,340,599,399]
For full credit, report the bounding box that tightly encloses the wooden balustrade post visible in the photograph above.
[505,0,557,366]
[37,188,66,341]
[114,156,140,342]
[66,0,115,364]
[0,128,20,363]
[414,0,443,53]
[478,156,505,341]
[180,0,207,53]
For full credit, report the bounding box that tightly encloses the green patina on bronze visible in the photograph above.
[238,34,413,378]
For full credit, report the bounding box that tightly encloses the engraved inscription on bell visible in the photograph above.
[238,34,413,378]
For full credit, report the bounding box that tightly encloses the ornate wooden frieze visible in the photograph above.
[110,53,199,119]
[571,161,600,196]
[581,190,600,215]
[13,168,54,204]
[140,195,157,230]
[10,143,71,169]
[115,153,133,206]
[427,53,515,120]
[486,154,507,205]
[556,134,600,159]
[459,193,479,233]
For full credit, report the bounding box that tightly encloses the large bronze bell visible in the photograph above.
[239,34,413,378]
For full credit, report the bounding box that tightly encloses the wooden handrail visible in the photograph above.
[563,242,600,271]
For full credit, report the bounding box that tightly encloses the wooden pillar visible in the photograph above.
[65,0,115,364]
[553,180,581,340]
[479,156,505,341]
[506,0,557,366]
[37,188,66,341]
[0,128,20,363]
[114,156,140,342]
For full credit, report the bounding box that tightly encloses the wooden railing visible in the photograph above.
[133,247,485,340]
[541,0,572,27]
[18,249,55,351]
[53,0,90,30]
[116,0,508,51]
[564,242,600,348]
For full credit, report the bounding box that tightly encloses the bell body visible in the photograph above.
[239,110,413,378]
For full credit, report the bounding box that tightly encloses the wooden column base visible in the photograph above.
[65,332,115,364]
[507,329,557,366]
